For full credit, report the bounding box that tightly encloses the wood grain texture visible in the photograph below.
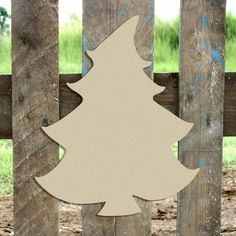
[0,75,12,139]
[0,73,235,139]
[224,73,236,136]
[12,0,59,235]
[82,0,153,235]
[177,1,226,235]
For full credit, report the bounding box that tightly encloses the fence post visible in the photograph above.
[177,0,226,235]
[82,0,154,235]
[12,0,59,235]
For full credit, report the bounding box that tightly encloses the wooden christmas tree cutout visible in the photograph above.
[35,16,199,216]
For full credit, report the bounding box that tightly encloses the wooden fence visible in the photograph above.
[0,0,234,235]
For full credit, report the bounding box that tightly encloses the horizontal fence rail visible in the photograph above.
[0,73,235,139]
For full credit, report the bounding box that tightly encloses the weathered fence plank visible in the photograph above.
[82,0,154,235]
[0,73,235,139]
[177,0,226,235]
[12,0,59,235]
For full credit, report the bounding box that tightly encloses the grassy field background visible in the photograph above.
[1,13,236,73]
[0,16,236,195]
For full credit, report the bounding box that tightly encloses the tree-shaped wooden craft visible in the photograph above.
[35,16,199,216]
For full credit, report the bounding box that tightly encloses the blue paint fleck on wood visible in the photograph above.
[199,43,224,65]
[200,112,206,119]
[194,75,203,82]
[211,48,224,65]
[118,7,127,16]
[201,42,210,51]
[201,15,209,31]
[82,63,88,76]
[82,34,90,76]
[82,34,89,52]
[199,159,206,168]
[150,61,154,71]
[148,1,154,16]
[194,62,201,70]
[145,17,154,25]
[145,61,153,76]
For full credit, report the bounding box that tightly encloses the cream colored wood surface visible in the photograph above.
[36,16,198,217]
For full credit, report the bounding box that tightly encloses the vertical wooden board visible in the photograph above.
[177,0,226,235]
[12,0,59,235]
[82,0,154,235]
[83,0,154,76]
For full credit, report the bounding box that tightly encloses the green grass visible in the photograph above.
[0,16,235,196]
[154,38,236,72]
[1,15,236,73]
[223,138,236,167]
[225,39,236,71]
[0,34,11,74]
[154,15,236,72]
[0,140,12,195]
[154,18,179,72]
[59,19,82,73]
[0,141,64,195]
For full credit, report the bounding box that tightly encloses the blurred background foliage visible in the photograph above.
[0,8,236,73]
